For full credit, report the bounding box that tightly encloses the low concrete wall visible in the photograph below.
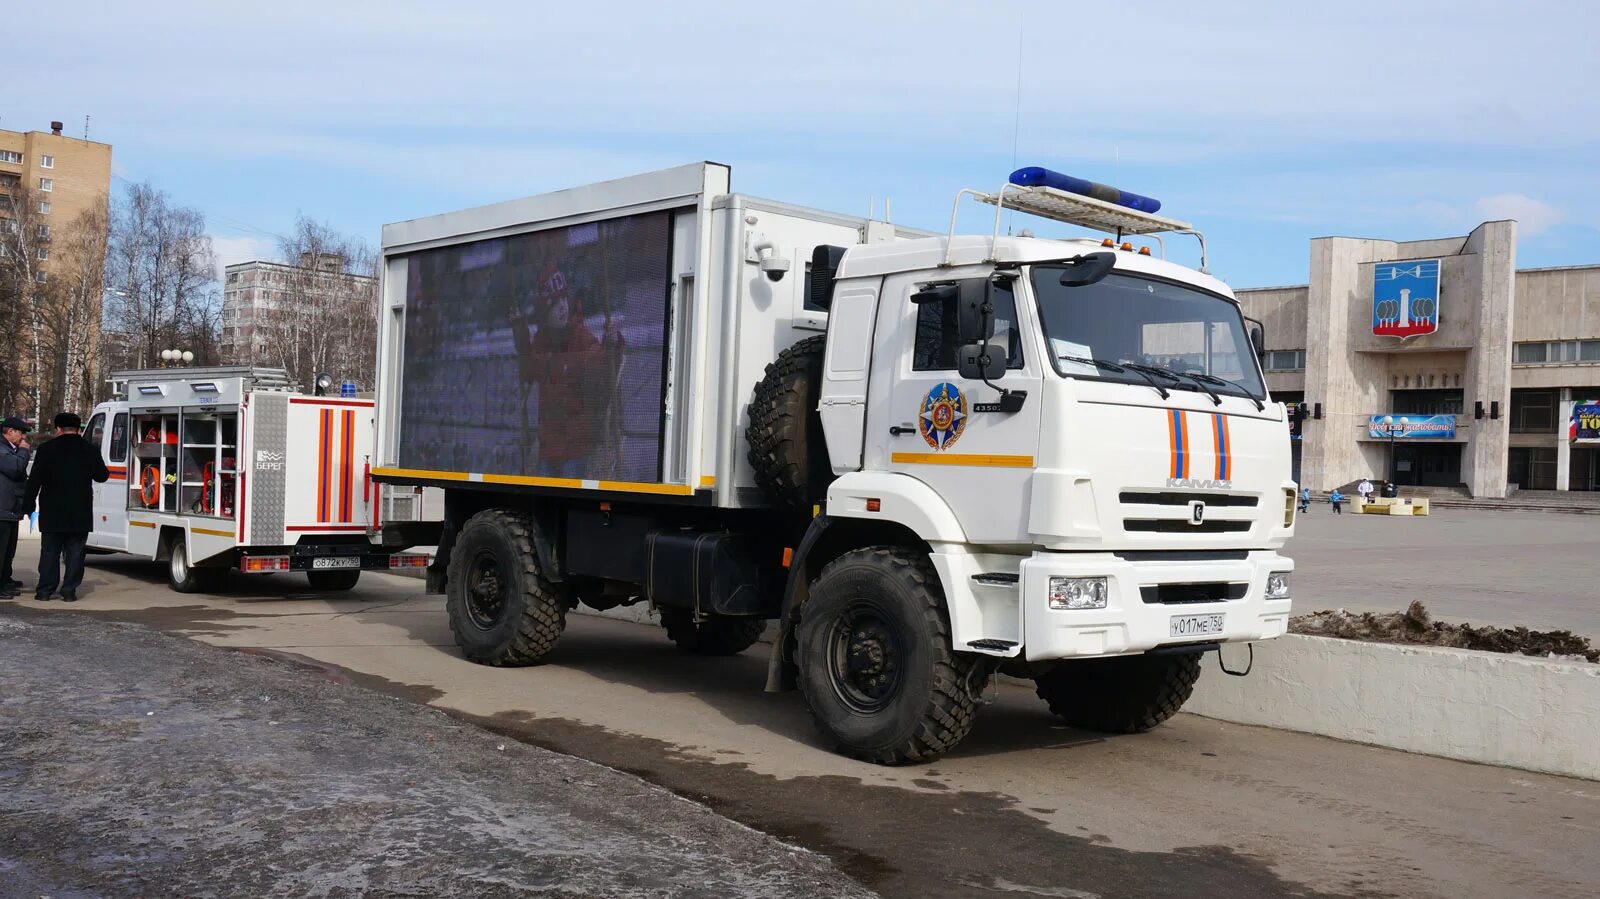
[535,611,1600,781]
[1187,634,1600,781]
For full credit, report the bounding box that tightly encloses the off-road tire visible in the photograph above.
[1033,653,1202,734]
[306,569,362,591]
[167,535,227,594]
[446,509,568,666]
[660,607,767,656]
[796,547,979,765]
[746,334,831,509]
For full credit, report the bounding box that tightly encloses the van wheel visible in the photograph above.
[446,509,568,666]
[167,535,226,594]
[1033,653,1202,733]
[306,569,362,591]
[660,608,766,656]
[796,547,979,765]
[746,334,832,508]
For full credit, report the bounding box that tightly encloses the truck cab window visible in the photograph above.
[86,414,106,450]
[110,414,129,463]
[912,279,1024,372]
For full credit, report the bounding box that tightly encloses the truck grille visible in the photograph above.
[1123,519,1251,534]
[1119,491,1258,507]
[1140,582,1248,604]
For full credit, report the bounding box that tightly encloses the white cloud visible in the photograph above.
[210,235,276,280]
[1474,194,1564,237]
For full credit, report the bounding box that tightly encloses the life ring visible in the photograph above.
[200,462,215,514]
[140,465,161,508]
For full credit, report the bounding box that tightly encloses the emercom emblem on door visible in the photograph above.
[1189,500,1206,525]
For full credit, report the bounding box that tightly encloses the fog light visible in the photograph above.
[1266,572,1291,600]
[1048,576,1108,610]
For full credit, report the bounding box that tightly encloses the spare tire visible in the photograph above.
[746,334,832,508]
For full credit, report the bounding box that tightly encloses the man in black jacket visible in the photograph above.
[23,412,108,602]
[0,416,32,598]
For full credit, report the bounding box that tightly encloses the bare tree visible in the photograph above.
[252,215,378,388]
[46,200,110,412]
[104,182,218,372]
[0,183,53,421]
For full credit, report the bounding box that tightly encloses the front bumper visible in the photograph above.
[1020,550,1292,661]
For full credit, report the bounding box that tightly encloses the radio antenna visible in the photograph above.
[1008,17,1024,235]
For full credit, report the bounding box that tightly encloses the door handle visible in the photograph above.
[889,423,918,436]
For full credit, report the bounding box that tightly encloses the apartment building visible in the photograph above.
[0,120,113,279]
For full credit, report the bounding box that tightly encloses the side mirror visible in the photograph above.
[957,279,995,343]
[957,342,1006,381]
[1058,251,1117,287]
[1245,317,1266,359]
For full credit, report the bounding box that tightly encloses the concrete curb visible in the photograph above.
[561,610,1600,782]
[1185,634,1600,781]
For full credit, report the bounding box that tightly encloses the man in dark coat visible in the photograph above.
[22,412,108,602]
[0,416,32,598]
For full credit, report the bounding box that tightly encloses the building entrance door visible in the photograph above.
[1393,444,1462,488]
[1572,448,1600,491]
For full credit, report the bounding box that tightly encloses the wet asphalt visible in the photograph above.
[0,612,871,898]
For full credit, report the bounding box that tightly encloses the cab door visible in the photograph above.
[90,408,129,550]
[863,270,1043,544]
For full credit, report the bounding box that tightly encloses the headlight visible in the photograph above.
[1265,572,1291,600]
[1048,576,1108,610]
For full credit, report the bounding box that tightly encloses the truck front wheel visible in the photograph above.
[660,608,766,656]
[796,547,979,765]
[1033,653,1202,734]
[446,510,568,666]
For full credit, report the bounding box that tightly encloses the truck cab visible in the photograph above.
[815,233,1294,667]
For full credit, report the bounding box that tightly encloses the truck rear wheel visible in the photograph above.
[660,608,766,656]
[796,547,979,765]
[306,569,361,591]
[1033,653,1202,734]
[167,535,226,594]
[446,510,568,666]
[746,334,831,508]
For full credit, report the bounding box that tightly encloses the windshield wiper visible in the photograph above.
[1173,371,1267,411]
[1126,364,1223,407]
[1060,355,1169,400]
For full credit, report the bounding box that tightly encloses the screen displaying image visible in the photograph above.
[398,210,673,483]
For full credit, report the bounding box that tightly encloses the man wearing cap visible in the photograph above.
[0,416,32,599]
[22,412,108,602]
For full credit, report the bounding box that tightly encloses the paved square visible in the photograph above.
[1287,507,1598,637]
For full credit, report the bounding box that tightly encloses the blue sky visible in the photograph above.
[9,0,1598,288]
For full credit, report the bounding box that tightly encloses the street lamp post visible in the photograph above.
[1380,415,1410,485]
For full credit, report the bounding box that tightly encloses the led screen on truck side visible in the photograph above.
[397,210,673,483]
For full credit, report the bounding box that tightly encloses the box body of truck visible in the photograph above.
[374,162,918,506]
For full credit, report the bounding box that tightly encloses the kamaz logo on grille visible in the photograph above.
[1167,477,1232,490]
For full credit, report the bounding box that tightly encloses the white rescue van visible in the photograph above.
[86,366,428,592]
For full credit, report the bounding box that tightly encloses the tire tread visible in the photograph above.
[446,509,567,666]
[799,546,978,765]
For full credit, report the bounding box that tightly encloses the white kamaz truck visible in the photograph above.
[372,163,1295,764]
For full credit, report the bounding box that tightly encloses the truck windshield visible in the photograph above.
[1029,268,1266,400]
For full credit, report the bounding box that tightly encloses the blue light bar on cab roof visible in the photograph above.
[1009,167,1162,214]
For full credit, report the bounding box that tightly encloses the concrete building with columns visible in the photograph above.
[1238,220,1600,497]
